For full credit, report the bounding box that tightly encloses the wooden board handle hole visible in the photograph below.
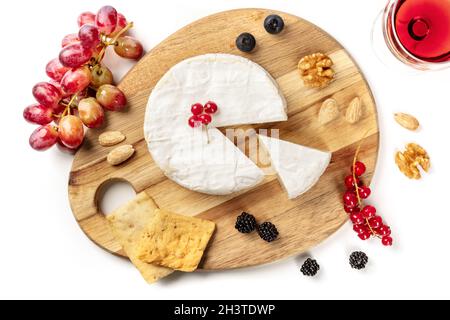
[97,179,137,216]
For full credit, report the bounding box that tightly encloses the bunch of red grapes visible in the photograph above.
[343,161,393,247]
[24,5,144,152]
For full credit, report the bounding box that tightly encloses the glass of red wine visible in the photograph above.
[372,0,450,71]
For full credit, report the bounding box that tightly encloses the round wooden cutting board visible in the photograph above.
[69,8,379,270]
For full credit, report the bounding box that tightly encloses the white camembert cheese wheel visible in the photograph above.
[144,54,287,195]
[258,135,332,200]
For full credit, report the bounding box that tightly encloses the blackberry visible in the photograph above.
[258,222,279,242]
[349,251,369,270]
[264,15,285,34]
[236,33,256,52]
[300,258,320,277]
[235,212,257,234]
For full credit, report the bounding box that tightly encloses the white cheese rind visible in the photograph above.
[258,135,332,200]
[144,54,286,195]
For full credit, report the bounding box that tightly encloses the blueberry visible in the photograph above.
[264,15,285,34]
[236,33,256,52]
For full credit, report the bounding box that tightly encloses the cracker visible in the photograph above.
[136,209,215,272]
[107,192,173,283]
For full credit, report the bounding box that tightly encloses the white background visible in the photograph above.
[1,0,449,300]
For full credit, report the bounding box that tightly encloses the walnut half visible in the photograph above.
[395,143,430,180]
[298,53,335,88]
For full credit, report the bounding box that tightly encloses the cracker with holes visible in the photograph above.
[136,209,216,272]
[107,192,173,283]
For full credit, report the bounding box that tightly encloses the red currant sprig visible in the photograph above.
[343,157,393,247]
[188,101,219,128]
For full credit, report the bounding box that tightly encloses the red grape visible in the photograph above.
[90,64,114,87]
[61,33,80,48]
[59,43,93,68]
[95,5,118,35]
[78,98,105,129]
[46,58,70,82]
[110,13,127,37]
[48,80,69,98]
[23,104,53,125]
[114,36,143,60]
[96,84,127,111]
[79,24,100,49]
[61,66,92,95]
[59,115,84,149]
[29,125,59,151]
[77,12,96,27]
[32,82,62,109]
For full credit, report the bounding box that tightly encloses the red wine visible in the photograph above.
[394,0,450,62]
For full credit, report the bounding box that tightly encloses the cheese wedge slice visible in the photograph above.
[144,54,287,195]
[148,125,264,195]
[258,135,332,200]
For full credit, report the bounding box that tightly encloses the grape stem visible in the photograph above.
[96,22,135,64]
[62,92,80,117]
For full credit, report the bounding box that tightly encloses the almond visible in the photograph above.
[99,131,126,147]
[107,145,135,166]
[394,113,420,131]
[345,97,363,124]
[318,98,340,125]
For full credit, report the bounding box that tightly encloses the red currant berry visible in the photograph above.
[353,224,367,235]
[199,114,212,125]
[377,225,392,237]
[350,213,365,225]
[352,161,367,177]
[204,101,218,114]
[344,175,361,189]
[188,115,201,128]
[344,206,361,214]
[358,231,371,241]
[191,103,204,116]
[359,186,371,199]
[382,236,393,246]
[369,216,383,229]
[361,205,376,219]
[343,191,358,208]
